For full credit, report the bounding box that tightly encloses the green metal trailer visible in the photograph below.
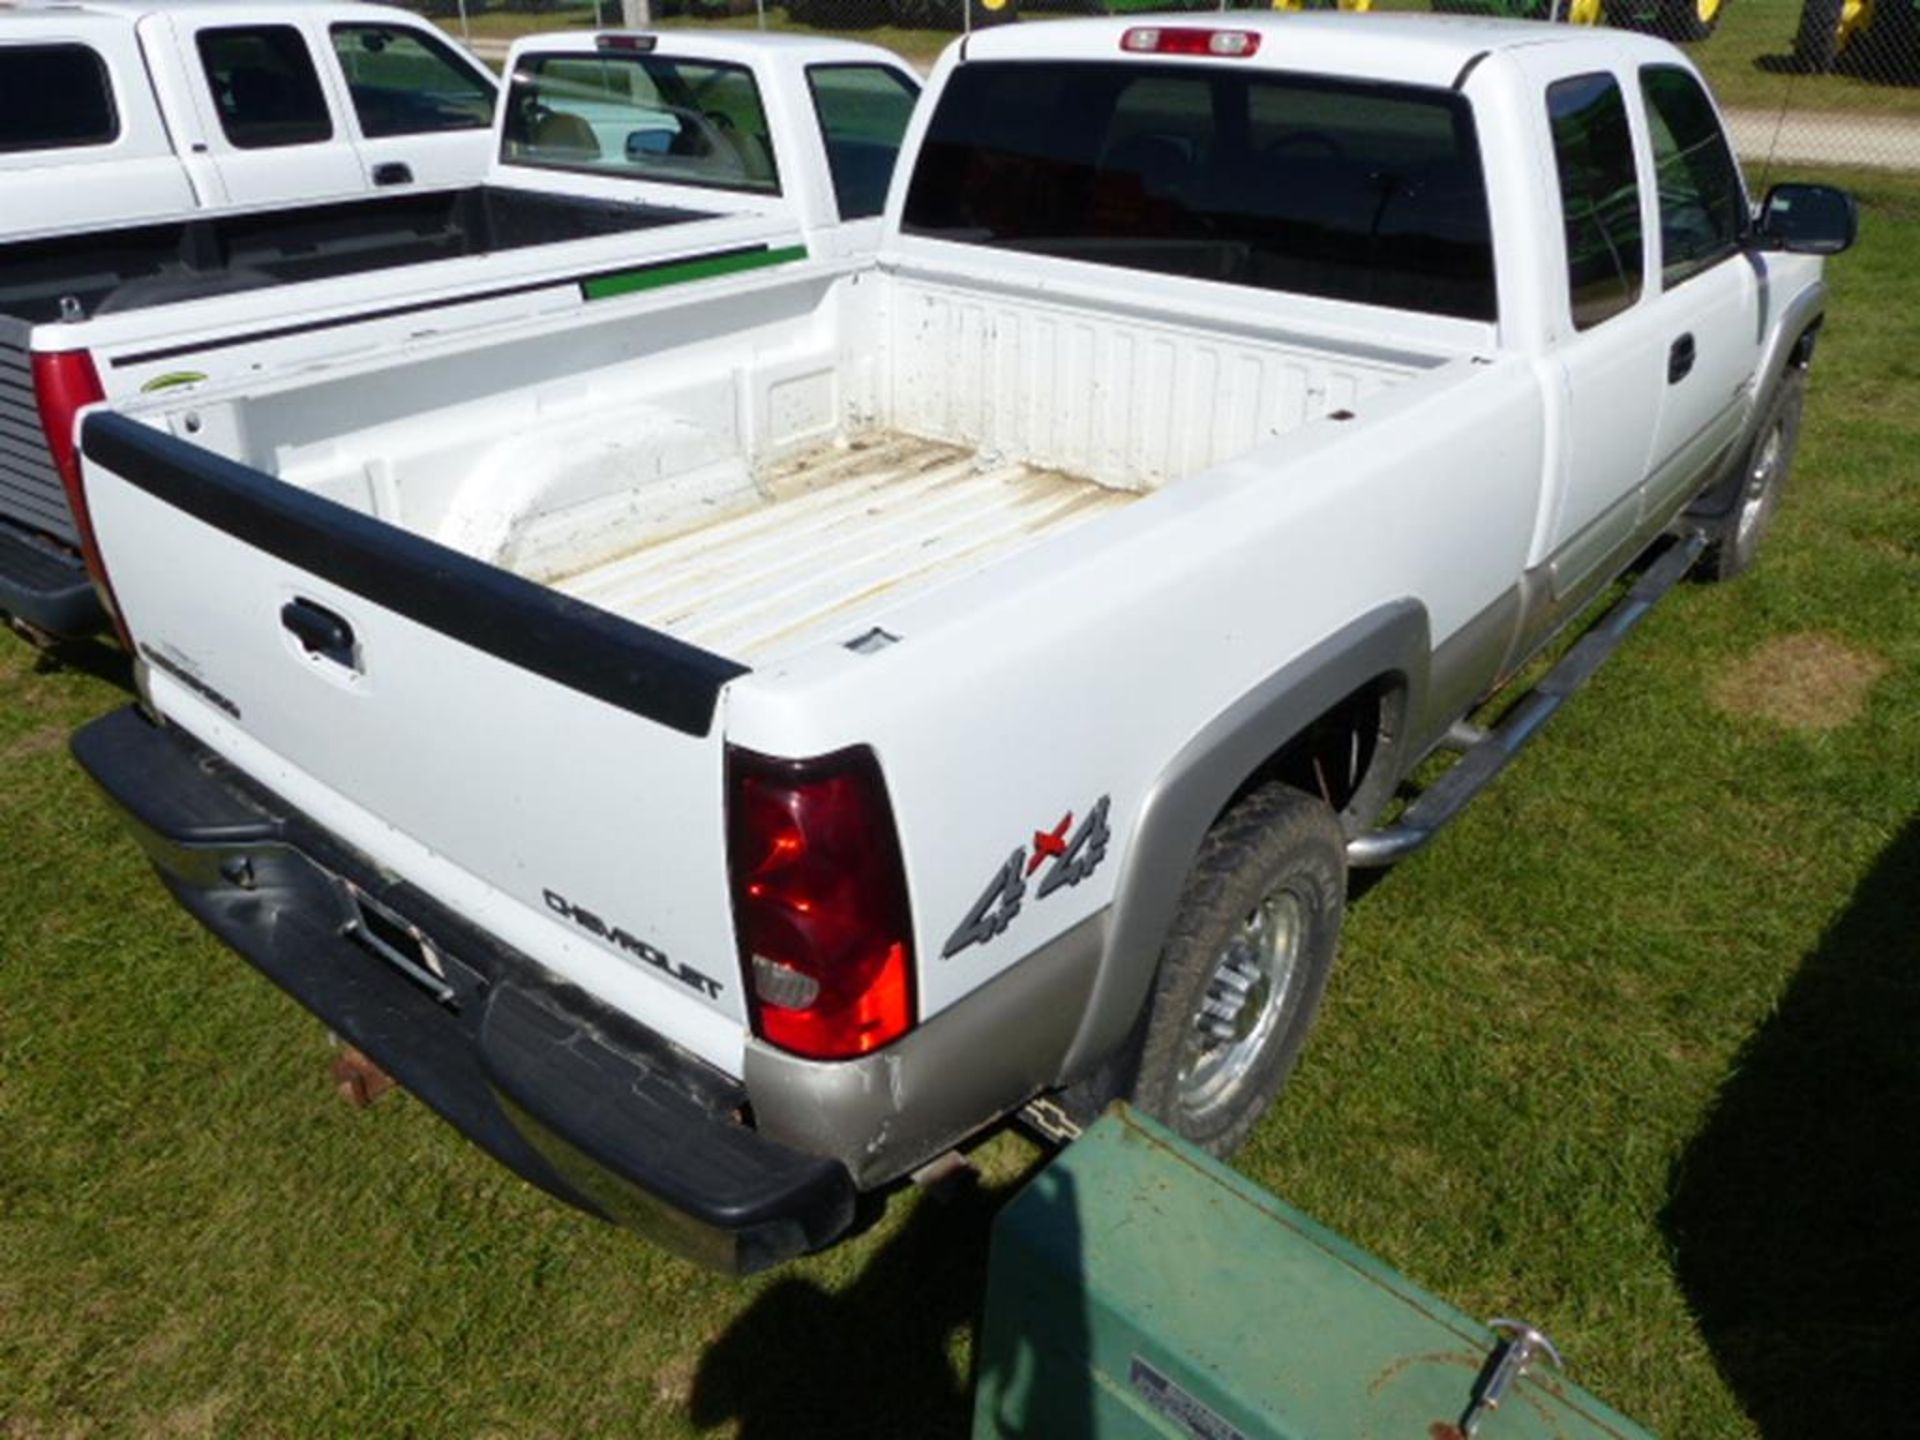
[976,1108,1659,1440]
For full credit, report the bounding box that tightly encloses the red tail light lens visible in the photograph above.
[31,349,132,649]
[727,745,915,1060]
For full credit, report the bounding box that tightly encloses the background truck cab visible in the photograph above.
[0,0,500,239]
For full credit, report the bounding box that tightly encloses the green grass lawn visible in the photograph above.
[3,171,1917,1437]
[1679,0,1920,117]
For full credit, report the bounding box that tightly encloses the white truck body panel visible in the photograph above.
[74,14,1835,1241]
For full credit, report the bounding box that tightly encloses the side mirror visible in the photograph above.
[626,128,673,160]
[1752,183,1858,255]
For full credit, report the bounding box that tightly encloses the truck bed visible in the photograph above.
[550,432,1136,662]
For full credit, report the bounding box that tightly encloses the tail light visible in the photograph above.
[1121,27,1261,57]
[727,745,915,1060]
[31,349,132,649]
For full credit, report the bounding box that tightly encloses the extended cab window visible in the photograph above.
[900,61,1495,321]
[1640,65,1745,288]
[503,53,778,194]
[0,44,118,154]
[1546,73,1645,331]
[807,64,919,220]
[330,24,494,139]
[197,26,333,150]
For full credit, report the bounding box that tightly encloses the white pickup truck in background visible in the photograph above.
[72,14,1855,1273]
[0,0,501,237]
[1,28,919,638]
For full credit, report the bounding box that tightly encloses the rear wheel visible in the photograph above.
[1795,0,1872,69]
[891,0,1017,25]
[1129,784,1345,1157]
[1658,0,1729,40]
[1272,0,1375,12]
[1700,368,1806,582]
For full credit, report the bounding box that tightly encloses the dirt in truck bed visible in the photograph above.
[550,432,1137,662]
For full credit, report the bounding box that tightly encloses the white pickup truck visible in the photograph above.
[1,28,918,638]
[0,0,500,238]
[71,14,1855,1273]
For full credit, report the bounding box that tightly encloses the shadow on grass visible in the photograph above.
[1755,50,1920,85]
[689,1171,1007,1440]
[29,630,134,692]
[1663,816,1920,1438]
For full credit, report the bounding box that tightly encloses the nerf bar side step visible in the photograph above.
[1347,532,1707,869]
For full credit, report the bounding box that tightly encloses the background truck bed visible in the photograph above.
[0,187,705,329]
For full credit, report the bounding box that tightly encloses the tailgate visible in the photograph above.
[80,410,755,1072]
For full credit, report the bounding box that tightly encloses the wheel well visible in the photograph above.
[1217,675,1405,830]
[1790,318,1823,370]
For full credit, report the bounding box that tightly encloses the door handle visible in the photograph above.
[372,161,413,187]
[282,598,356,669]
[1668,333,1696,384]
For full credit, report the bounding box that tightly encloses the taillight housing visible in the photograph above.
[727,744,915,1061]
[1121,26,1261,57]
[31,349,131,649]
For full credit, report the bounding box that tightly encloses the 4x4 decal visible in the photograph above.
[942,797,1110,959]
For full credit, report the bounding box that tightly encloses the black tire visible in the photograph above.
[1699,367,1807,583]
[1129,783,1346,1157]
[891,0,1015,26]
[1657,0,1729,41]
[963,0,1019,24]
[1794,0,1844,70]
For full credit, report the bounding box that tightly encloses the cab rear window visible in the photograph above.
[503,52,779,195]
[901,60,1495,321]
[0,44,119,154]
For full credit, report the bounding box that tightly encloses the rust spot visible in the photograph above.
[329,1045,395,1108]
[1430,1424,1466,1440]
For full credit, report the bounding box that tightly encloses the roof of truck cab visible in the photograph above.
[953,11,1690,90]
[508,27,918,69]
[0,0,434,22]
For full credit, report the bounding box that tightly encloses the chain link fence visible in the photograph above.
[414,0,1920,172]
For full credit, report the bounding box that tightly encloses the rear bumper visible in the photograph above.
[0,520,99,636]
[70,705,856,1274]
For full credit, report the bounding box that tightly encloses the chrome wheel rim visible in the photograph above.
[1177,890,1306,1125]
[1736,420,1785,552]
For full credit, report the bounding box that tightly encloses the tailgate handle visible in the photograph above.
[282,598,356,669]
